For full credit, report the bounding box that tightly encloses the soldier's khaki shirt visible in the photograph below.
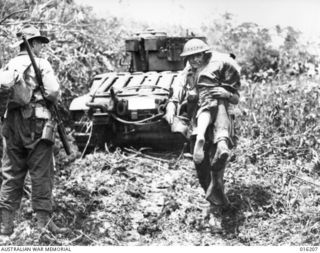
[0,51,60,118]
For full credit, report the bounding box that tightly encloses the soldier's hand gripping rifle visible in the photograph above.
[22,35,71,155]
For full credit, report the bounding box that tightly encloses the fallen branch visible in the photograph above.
[69,232,83,244]
[80,231,100,245]
[124,147,170,163]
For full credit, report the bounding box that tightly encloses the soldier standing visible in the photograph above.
[0,25,67,235]
[165,38,241,215]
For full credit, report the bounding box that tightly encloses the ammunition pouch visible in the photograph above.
[18,102,54,144]
[31,117,55,145]
[34,103,54,144]
[40,119,56,145]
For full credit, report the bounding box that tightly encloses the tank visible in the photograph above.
[69,29,206,153]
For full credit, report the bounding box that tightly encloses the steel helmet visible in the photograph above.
[180,38,210,57]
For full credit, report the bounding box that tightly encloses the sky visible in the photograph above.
[74,0,320,40]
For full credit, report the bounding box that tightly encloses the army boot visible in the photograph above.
[36,210,68,234]
[1,209,14,235]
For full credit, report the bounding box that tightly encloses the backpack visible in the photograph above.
[0,64,35,114]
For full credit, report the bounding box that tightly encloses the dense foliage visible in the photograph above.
[0,0,320,246]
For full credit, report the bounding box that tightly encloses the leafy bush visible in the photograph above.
[200,13,319,81]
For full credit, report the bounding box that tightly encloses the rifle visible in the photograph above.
[22,35,71,155]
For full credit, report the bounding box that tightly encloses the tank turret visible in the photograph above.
[125,29,205,72]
